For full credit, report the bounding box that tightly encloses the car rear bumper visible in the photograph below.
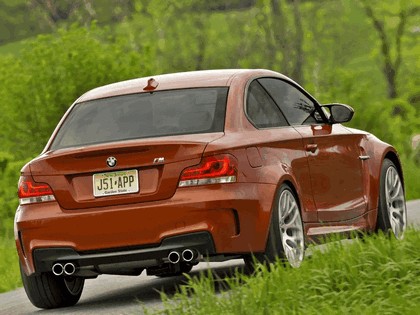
[32,231,215,276]
[15,182,277,275]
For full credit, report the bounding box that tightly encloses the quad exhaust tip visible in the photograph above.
[64,263,76,276]
[168,251,180,264]
[52,263,64,276]
[52,262,76,276]
[167,249,198,264]
[181,249,195,262]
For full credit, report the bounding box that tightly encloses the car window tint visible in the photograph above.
[258,78,317,125]
[246,80,288,128]
[50,88,228,150]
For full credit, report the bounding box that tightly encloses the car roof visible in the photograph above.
[77,69,290,102]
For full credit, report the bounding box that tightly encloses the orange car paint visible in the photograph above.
[15,69,403,276]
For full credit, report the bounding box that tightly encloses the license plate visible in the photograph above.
[93,169,139,197]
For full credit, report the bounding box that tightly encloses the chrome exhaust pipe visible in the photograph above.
[181,249,195,262]
[63,263,76,276]
[168,251,180,264]
[52,263,64,276]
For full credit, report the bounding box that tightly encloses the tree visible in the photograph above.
[256,0,305,83]
[360,0,420,98]
[0,26,154,158]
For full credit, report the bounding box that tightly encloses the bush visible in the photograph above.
[0,158,28,238]
[0,24,155,159]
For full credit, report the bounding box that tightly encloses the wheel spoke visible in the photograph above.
[386,172,393,192]
[280,200,294,222]
[390,214,403,238]
[281,205,299,228]
[390,180,401,200]
[281,194,288,216]
[387,171,400,200]
[392,170,399,186]
[283,236,304,266]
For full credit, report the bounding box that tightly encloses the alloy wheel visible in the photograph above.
[278,189,305,268]
[384,166,407,239]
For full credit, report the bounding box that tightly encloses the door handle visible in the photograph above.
[305,144,318,153]
[359,155,370,160]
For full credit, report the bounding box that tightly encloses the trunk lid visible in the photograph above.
[30,133,223,209]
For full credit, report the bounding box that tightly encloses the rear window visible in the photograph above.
[50,88,228,150]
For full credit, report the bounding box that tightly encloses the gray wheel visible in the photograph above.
[277,187,305,267]
[377,159,407,239]
[245,184,305,269]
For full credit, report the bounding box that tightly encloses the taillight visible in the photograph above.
[178,154,237,187]
[18,176,56,205]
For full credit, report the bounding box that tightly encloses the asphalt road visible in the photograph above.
[1,200,419,315]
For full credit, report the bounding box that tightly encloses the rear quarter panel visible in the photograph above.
[348,128,403,229]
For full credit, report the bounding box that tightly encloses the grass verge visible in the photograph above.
[154,230,420,315]
[0,237,22,293]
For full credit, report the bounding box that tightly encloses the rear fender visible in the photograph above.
[363,136,402,229]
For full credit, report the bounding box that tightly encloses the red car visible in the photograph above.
[15,69,407,309]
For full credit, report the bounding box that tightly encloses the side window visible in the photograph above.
[258,78,319,125]
[246,80,288,128]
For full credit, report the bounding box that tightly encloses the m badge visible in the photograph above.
[153,157,165,164]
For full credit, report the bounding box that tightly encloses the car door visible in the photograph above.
[244,79,317,222]
[258,78,368,222]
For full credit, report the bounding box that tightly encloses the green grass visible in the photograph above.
[0,237,22,293]
[154,230,420,315]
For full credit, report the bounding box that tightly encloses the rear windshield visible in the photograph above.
[50,87,228,150]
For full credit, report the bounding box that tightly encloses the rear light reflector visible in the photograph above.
[18,176,56,205]
[178,155,237,187]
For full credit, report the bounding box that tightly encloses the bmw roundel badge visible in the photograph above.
[106,156,117,168]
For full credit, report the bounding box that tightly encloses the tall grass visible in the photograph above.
[0,237,21,293]
[155,230,420,315]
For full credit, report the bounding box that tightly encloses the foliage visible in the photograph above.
[153,230,420,315]
[0,0,136,45]
[0,24,154,158]
[0,159,27,238]
[359,0,420,98]
[0,237,21,293]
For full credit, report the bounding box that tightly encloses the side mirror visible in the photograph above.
[322,103,354,124]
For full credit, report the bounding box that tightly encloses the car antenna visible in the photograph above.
[143,78,159,91]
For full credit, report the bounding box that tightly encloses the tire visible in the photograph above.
[20,261,84,309]
[376,159,407,239]
[245,184,305,270]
